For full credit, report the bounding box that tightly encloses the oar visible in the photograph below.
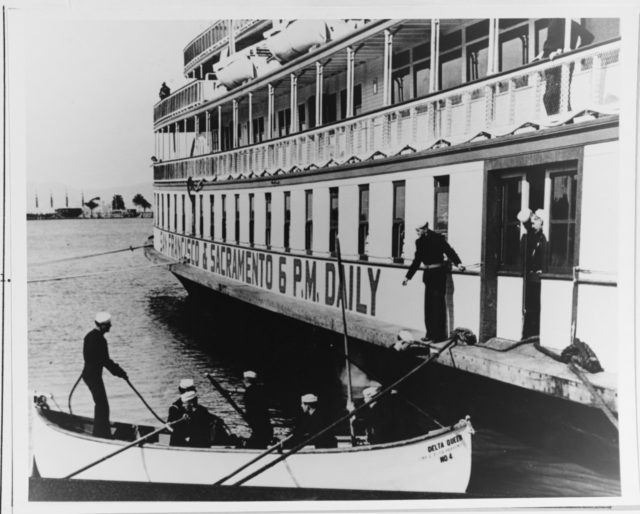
[230,337,459,486]
[125,378,167,425]
[213,434,295,486]
[205,373,249,424]
[64,416,185,479]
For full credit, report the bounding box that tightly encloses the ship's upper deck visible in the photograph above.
[153,18,620,184]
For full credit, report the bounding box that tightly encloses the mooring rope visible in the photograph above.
[27,263,171,284]
[30,243,153,266]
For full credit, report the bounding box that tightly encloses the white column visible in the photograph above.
[228,19,236,55]
[487,19,496,75]
[346,47,355,118]
[233,99,239,148]
[429,19,440,93]
[206,111,211,152]
[174,122,179,158]
[563,18,572,52]
[267,84,274,139]
[248,93,254,145]
[290,73,298,133]
[315,62,323,127]
[383,30,393,106]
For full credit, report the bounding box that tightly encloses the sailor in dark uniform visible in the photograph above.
[289,393,336,449]
[82,312,128,438]
[536,18,594,115]
[358,384,403,445]
[168,390,236,447]
[242,370,273,449]
[518,208,548,339]
[402,223,465,342]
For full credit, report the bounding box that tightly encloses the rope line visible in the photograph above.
[30,244,153,266]
[27,263,171,284]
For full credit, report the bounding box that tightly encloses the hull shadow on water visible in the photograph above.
[145,277,621,498]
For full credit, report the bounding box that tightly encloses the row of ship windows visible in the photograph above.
[155,166,578,273]
[155,177,448,262]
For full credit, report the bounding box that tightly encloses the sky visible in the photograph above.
[20,8,210,206]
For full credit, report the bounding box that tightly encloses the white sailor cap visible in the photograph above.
[95,312,111,324]
[243,370,257,379]
[179,378,195,391]
[181,390,197,403]
[363,384,382,400]
[396,330,413,343]
[533,209,546,223]
[517,208,533,223]
[301,393,318,404]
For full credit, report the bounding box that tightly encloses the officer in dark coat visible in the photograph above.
[536,18,594,115]
[159,81,171,100]
[168,390,236,447]
[402,223,465,342]
[82,312,128,438]
[242,370,273,449]
[289,394,336,448]
[517,208,548,338]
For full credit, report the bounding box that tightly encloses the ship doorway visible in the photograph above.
[482,167,545,342]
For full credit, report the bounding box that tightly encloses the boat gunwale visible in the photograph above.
[34,403,471,455]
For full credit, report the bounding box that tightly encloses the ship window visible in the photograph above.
[221,194,227,242]
[498,177,522,271]
[392,68,411,104]
[235,194,240,243]
[265,193,272,249]
[340,84,363,118]
[278,108,291,137]
[252,117,265,143]
[191,196,196,235]
[358,185,369,260]
[199,195,204,237]
[209,195,215,240]
[284,191,291,252]
[434,176,450,236]
[323,93,337,124]
[249,193,255,247]
[414,60,431,98]
[413,42,430,61]
[440,50,463,90]
[307,95,316,128]
[174,194,177,231]
[167,195,171,231]
[466,19,490,43]
[182,195,186,234]
[161,194,165,229]
[467,41,489,81]
[329,188,339,255]
[298,103,306,131]
[392,181,405,263]
[499,27,528,71]
[305,190,313,254]
[392,49,410,68]
[548,170,578,274]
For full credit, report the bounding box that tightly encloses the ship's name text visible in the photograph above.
[159,232,382,316]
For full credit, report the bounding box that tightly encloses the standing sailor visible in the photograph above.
[242,370,273,449]
[402,222,465,342]
[82,312,128,438]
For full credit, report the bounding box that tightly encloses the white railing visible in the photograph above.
[183,19,261,72]
[154,41,620,182]
[154,81,225,124]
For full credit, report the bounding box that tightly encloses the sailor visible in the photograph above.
[402,222,465,342]
[159,81,171,100]
[351,383,403,445]
[168,390,236,448]
[535,19,594,115]
[517,208,547,338]
[82,312,128,438]
[167,378,196,424]
[289,393,336,448]
[242,370,273,449]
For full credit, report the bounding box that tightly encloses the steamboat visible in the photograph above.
[145,18,621,454]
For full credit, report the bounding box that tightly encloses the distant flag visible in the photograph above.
[35,193,39,209]
[50,192,53,208]
[65,191,69,207]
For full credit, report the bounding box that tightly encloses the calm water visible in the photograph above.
[27,218,620,498]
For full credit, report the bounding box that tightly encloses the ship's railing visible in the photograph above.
[154,40,620,181]
[154,81,223,124]
[184,19,261,73]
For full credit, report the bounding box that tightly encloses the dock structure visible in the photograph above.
[146,247,616,414]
